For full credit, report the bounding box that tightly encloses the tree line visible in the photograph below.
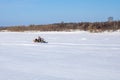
[0,21,120,32]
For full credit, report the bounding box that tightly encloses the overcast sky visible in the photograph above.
[0,0,120,26]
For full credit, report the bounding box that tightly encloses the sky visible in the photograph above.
[0,0,120,26]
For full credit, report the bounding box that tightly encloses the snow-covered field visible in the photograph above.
[0,31,120,80]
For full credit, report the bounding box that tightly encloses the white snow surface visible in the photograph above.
[0,31,120,80]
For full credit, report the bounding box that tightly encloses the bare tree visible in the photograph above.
[108,17,113,22]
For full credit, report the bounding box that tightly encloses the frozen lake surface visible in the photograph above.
[0,31,120,80]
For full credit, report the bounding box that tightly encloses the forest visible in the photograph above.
[0,21,120,32]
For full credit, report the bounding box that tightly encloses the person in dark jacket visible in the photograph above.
[38,36,42,42]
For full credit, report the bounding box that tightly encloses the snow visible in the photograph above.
[0,31,120,80]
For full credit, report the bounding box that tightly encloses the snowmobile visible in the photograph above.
[33,37,48,43]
